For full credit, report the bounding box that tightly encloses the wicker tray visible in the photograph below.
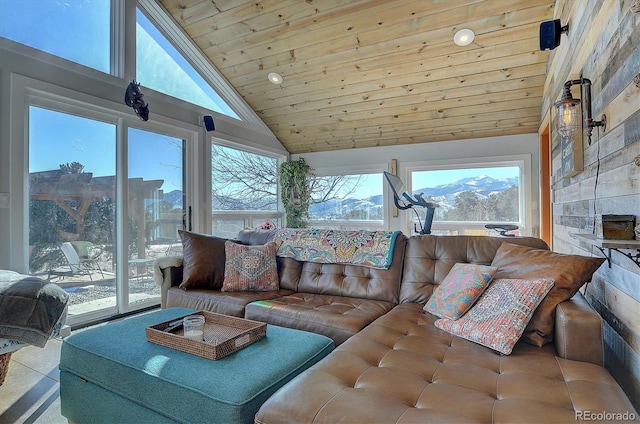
[146,311,266,360]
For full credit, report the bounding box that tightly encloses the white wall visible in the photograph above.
[292,133,541,235]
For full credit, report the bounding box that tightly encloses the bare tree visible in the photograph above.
[309,175,362,204]
[211,145,362,212]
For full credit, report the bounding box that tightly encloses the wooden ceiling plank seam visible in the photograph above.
[196,0,493,58]
[274,108,541,140]
[210,4,551,70]
[231,33,543,90]
[190,0,401,47]
[250,61,547,110]
[238,45,547,104]
[257,76,546,117]
[260,88,543,125]
[282,117,542,140]
[266,102,542,130]
[291,122,541,148]
[287,126,540,153]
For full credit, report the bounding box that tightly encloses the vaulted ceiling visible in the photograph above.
[160,0,555,153]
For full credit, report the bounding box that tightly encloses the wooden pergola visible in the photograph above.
[30,170,164,259]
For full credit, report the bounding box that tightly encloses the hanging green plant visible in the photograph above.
[279,158,313,228]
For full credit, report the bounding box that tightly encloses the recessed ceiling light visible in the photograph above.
[268,72,283,84]
[453,28,475,46]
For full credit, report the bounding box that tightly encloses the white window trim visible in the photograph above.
[10,74,202,321]
[209,139,286,234]
[137,0,268,129]
[402,154,532,236]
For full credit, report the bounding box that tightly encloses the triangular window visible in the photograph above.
[136,9,239,119]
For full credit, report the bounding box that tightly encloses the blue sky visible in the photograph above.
[29,106,183,191]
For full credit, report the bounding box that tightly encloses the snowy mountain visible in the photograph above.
[309,175,518,220]
[155,175,518,220]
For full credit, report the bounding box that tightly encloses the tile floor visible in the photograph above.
[0,339,67,424]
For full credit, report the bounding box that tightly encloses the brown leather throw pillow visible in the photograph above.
[491,242,605,347]
[178,230,228,290]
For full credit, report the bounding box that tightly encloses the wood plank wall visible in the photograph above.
[543,0,640,409]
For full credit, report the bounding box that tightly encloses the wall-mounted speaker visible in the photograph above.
[203,115,215,131]
[539,19,568,51]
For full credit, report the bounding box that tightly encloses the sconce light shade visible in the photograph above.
[554,78,606,144]
[554,84,581,138]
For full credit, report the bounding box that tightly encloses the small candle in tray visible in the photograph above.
[183,315,205,341]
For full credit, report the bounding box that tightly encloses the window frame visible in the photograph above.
[11,74,201,324]
[403,155,532,236]
[209,138,286,236]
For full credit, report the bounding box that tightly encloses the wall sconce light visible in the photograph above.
[554,78,606,144]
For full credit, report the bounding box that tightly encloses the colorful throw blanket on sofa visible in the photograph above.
[274,229,400,270]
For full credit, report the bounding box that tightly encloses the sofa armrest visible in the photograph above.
[154,256,184,308]
[554,291,604,366]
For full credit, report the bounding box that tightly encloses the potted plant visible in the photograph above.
[279,158,312,228]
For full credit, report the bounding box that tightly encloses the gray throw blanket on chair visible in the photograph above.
[0,270,69,347]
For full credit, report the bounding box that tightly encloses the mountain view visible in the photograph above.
[160,174,518,223]
[308,174,518,221]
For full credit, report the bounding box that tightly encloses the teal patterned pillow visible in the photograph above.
[434,278,555,355]
[222,241,279,292]
[424,263,498,319]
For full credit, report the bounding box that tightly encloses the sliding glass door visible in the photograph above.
[28,105,191,326]
[29,106,118,322]
[127,128,185,309]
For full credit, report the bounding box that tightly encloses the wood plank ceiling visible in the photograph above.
[160,0,555,154]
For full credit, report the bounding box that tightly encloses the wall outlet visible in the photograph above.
[0,193,9,208]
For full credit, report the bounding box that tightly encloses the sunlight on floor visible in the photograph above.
[0,338,66,424]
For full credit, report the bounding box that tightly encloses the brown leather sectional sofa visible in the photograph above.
[157,230,639,423]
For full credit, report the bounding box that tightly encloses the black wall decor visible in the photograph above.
[124,80,149,121]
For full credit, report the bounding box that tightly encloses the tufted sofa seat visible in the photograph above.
[160,230,407,345]
[255,303,637,423]
[157,230,639,421]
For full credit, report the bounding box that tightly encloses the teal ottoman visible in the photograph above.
[60,308,334,424]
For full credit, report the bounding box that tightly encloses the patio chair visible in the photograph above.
[48,242,104,281]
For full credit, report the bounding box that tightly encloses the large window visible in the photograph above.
[29,106,118,318]
[0,0,111,72]
[136,9,239,118]
[408,164,524,235]
[25,94,192,326]
[309,172,384,230]
[211,144,283,238]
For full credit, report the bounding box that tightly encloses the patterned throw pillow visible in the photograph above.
[491,242,605,346]
[222,241,279,292]
[424,263,498,319]
[434,278,555,355]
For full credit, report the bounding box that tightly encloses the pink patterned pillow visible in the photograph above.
[424,263,498,319]
[434,278,554,355]
[222,241,279,292]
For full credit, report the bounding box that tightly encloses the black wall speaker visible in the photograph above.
[203,115,215,131]
[540,19,568,51]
